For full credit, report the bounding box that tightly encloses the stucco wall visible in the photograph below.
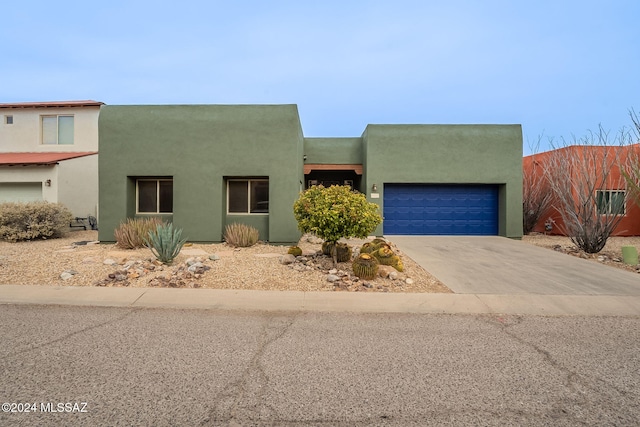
[362,124,523,238]
[57,155,98,218]
[0,107,100,152]
[99,105,304,243]
[304,138,362,164]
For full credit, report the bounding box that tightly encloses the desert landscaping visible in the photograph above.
[1,230,639,293]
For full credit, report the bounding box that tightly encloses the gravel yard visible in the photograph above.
[522,233,640,274]
[0,231,450,293]
[2,231,638,293]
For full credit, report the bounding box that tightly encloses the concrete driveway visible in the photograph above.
[388,235,640,295]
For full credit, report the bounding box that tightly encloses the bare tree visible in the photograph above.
[622,109,640,206]
[523,137,554,234]
[543,127,629,253]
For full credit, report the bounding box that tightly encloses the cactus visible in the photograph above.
[321,241,335,256]
[372,246,404,271]
[352,253,379,280]
[360,242,376,254]
[288,246,302,256]
[335,243,352,262]
[373,246,395,263]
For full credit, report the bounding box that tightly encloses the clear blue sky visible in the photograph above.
[2,0,638,153]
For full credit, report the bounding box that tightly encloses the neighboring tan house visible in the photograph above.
[0,100,102,222]
[523,144,640,236]
[98,104,523,243]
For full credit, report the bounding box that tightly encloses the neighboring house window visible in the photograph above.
[42,115,74,144]
[227,179,269,214]
[4,115,13,124]
[596,190,625,215]
[137,179,173,213]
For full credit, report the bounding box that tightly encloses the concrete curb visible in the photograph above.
[2,285,640,316]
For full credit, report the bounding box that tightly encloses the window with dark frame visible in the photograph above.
[137,179,173,214]
[227,179,269,214]
[596,190,625,215]
[5,115,13,124]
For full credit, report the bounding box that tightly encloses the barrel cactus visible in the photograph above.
[373,246,395,263]
[360,242,376,254]
[373,246,404,271]
[288,246,302,256]
[335,243,352,262]
[352,253,379,280]
[321,241,335,256]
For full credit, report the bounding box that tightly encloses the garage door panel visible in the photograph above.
[384,184,498,235]
[0,183,43,203]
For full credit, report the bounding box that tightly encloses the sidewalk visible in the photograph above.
[2,285,640,316]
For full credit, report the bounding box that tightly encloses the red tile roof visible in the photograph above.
[0,100,104,109]
[0,152,97,166]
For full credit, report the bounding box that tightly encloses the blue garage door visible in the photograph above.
[384,184,499,235]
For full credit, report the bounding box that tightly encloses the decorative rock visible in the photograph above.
[326,274,340,282]
[378,265,396,278]
[597,256,605,262]
[388,271,398,280]
[187,262,206,273]
[209,254,220,261]
[279,254,296,265]
[103,258,117,265]
[405,278,414,285]
[60,271,74,280]
[328,269,338,275]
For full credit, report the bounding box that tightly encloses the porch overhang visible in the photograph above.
[303,164,363,175]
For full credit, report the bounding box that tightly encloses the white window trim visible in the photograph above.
[596,189,626,216]
[226,178,269,215]
[41,114,74,145]
[136,178,174,214]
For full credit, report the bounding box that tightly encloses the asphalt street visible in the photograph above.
[1,304,639,426]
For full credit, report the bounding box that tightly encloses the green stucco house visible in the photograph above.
[98,104,522,243]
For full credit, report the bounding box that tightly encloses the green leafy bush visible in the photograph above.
[114,217,164,249]
[144,223,187,264]
[224,222,259,247]
[293,185,381,264]
[0,201,73,242]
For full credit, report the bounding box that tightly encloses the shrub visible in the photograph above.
[293,185,381,265]
[114,217,164,249]
[224,222,259,247]
[0,201,73,242]
[144,223,187,264]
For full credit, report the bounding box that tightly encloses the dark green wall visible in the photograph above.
[99,105,304,243]
[362,124,523,238]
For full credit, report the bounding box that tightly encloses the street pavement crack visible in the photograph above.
[3,308,139,360]
[201,312,298,426]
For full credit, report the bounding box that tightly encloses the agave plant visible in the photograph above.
[144,223,187,264]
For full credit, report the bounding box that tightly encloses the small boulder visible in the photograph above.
[103,258,117,265]
[279,254,296,265]
[209,254,220,261]
[326,274,340,282]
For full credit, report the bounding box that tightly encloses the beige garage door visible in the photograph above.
[0,183,43,202]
